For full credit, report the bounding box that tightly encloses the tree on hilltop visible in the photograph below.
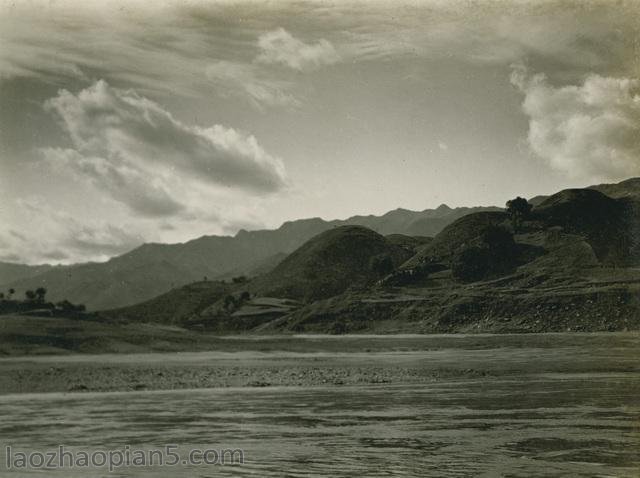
[506,197,532,232]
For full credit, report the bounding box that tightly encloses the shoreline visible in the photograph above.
[1,332,638,396]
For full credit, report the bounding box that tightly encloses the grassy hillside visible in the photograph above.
[93,177,640,332]
[3,179,640,340]
[261,183,640,333]
[251,226,414,302]
[0,205,499,310]
[99,228,422,328]
[533,189,637,265]
[102,281,232,325]
[6,177,640,335]
[589,177,640,199]
[528,177,640,207]
[402,211,509,268]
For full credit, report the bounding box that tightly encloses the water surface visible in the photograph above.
[0,333,638,477]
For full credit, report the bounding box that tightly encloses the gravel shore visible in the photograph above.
[2,333,637,395]
[0,356,489,395]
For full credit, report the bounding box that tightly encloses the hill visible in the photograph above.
[98,228,421,328]
[0,204,498,310]
[251,226,414,301]
[528,176,640,206]
[7,177,640,337]
[0,262,56,287]
[589,177,640,199]
[253,180,640,333]
[403,211,509,267]
[532,188,638,265]
[102,280,232,325]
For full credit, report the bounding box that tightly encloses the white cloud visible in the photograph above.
[0,197,144,264]
[41,148,185,218]
[256,28,340,71]
[511,65,640,181]
[205,61,299,109]
[205,29,340,108]
[42,80,288,217]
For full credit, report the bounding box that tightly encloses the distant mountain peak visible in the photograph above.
[435,203,452,211]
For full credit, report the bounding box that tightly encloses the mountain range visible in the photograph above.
[103,176,640,336]
[2,177,639,353]
[0,204,499,309]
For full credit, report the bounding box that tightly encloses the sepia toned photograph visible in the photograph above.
[0,0,639,476]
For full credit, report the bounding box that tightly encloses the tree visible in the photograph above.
[506,197,532,233]
[25,290,37,302]
[56,300,86,313]
[8,288,15,299]
[56,300,74,312]
[232,276,248,284]
[239,291,251,303]
[35,287,47,303]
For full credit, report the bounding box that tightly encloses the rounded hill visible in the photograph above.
[533,188,633,264]
[403,211,508,267]
[252,226,412,301]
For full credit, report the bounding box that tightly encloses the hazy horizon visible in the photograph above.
[2,0,639,264]
[2,173,635,267]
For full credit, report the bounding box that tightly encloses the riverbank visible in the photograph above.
[1,333,638,395]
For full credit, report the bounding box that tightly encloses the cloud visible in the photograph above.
[2,2,637,93]
[336,1,638,81]
[205,61,299,108]
[206,28,340,108]
[42,80,288,216]
[0,197,144,264]
[256,28,340,71]
[41,148,185,218]
[511,64,640,181]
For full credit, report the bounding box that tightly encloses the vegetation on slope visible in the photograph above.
[533,188,638,266]
[0,206,499,310]
[102,281,232,325]
[251,226,414,302]
[7,177,640,338]
[0,287,87,318]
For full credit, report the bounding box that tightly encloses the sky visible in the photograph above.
[1,0,639,264]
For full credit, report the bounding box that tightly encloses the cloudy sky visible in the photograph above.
[1,0,639,264]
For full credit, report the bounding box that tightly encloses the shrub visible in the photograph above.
[223,294,237,311]
[56,300,86,313]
